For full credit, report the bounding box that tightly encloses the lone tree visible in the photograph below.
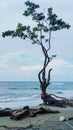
[2,1,73,106]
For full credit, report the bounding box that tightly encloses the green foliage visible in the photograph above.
[23,1,39,16]
[47,8,70,31]
[32,13,45,21]
[2,0,70,46]
[2,30,14,37]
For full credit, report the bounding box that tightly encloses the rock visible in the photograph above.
[59,116,66,122]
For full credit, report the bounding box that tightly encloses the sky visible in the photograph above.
[0,0,73,81]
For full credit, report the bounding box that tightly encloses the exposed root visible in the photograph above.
[41,93,73,107]
[49,94,69,101]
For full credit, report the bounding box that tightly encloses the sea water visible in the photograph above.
[0,81,73,109]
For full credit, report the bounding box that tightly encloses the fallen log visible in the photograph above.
[30,107,59,117]
[34,107,59,114]
[10,106,30,120]
[10,106,59,120]
[0,108,12,117]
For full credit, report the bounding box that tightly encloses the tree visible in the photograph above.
[2,1,71,106]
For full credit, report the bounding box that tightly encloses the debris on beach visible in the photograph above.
[10,106,59,120]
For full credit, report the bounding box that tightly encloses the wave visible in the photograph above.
[0,94,40,103]
[8,86,39,90]
[52,82,64,85]
[55,90,73,99]
[9,87,18,90]
[56,91,63,94]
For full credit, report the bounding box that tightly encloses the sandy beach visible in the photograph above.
[0,105,73,130]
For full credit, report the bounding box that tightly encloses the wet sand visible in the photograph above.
[0,106,73,130]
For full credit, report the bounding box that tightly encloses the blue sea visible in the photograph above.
[0,81,73,109]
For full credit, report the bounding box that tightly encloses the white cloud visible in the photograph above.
[48,58,73,81]
[0,51,42,72]
[20,65,42,71]
[0,51,73,81]
[49,58,73,68]
[0,0,73,81]
[20,58,73,73]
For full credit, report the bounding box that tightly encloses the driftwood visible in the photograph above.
[10,106,59,120]
[30,107,59,117]
[0,106,59,120]
[10,106,30,120]
[0,108,12,117]
[35,107,59,114]
[41,94,73,107]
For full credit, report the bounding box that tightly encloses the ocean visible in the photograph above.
[0,81,73,109]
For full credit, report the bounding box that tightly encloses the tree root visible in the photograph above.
[41,94,73,107]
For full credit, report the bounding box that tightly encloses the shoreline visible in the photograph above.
[0,105,73,130]
[0,81,73,110]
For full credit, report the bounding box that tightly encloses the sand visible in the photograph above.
[0,106,73,130]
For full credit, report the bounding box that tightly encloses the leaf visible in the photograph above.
[2,31,14,37]
[23,1,39,16]
[45,39,48,42]
[32,12,45,21]
[52,55,57,57]
[40,35,45,39]
[43,26,49,32]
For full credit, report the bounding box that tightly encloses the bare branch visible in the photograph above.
[47,30,51,51]
[46,68,53,86]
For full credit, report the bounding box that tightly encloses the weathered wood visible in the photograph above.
[11,109,29,120]
[34,107,59,114]
[10,106,59,120]
[41,94,73,107]
[30,107,59,117]
[10,107,30,120]
[0,108,12,117]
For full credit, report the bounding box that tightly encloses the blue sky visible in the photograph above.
[0,0,73,81]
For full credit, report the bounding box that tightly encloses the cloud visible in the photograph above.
[0,51,73,71]
[49,58,73,81]
[0,0,73,81]
[49,58,73,68]
[0,51,42,72]
[19,58,73,75]
[20,65,42,72]
[0,50,73,81]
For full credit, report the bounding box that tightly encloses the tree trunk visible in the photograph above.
[40,83,48,105]
[41,85,46,96]
[38,68,52,105]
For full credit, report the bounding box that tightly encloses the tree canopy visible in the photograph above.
[2,1,70,43]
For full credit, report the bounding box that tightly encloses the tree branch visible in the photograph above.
[46,68,53,86]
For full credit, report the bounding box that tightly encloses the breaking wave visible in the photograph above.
[0,94,40,103]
